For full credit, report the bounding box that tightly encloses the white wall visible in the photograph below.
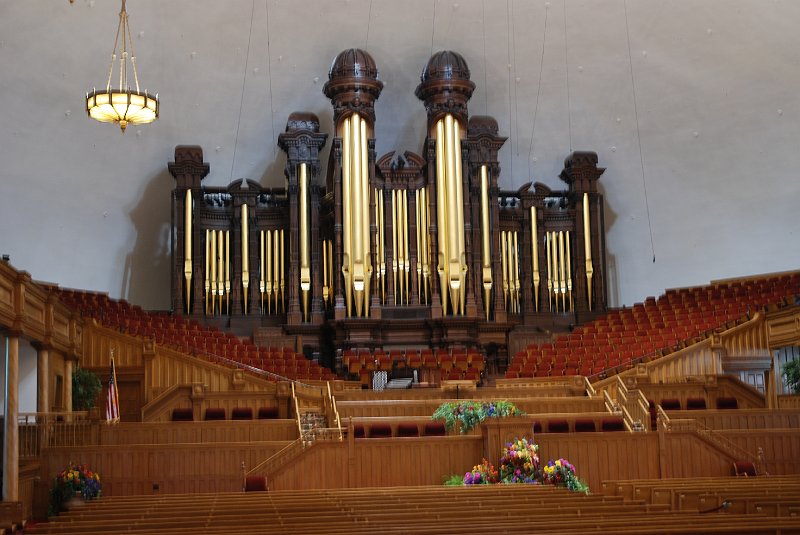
[0,337,39,416]
[1,0,798,308]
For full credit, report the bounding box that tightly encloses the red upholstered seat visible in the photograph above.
[423,422,446,436]
[257,406,279,419]
[733,460,757,477]
[547,420,569,433]
[686,397,707,410]
[396,423,420,437]
[231,407,253,420]
[574,419,596,432]
[368,424,393,438]
[171,408,193,422]
[204,408,226,421]
[716,397,738,410]
[244,475,268,492]
[601,417,626,431]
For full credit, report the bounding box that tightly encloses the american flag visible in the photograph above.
[105,357,120,423]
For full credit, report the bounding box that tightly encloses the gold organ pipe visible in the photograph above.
[360,118,371,318]
[210,229,217,314]
[550,232,559,312]
[260,230,265,313]
[274,229,280,312]
[327,239,333,305]
[402,189,410,304]
[351,113,365,316]
[376,188,385,304]
[299,163,310,322]
[513,231,520,314]
[241,204,249,315]
[225,230,230,314]
[265,229,272,314]
[204,229,210,315]
[501,230,508,311]
[391,190,398,305]
[184,189,192,315]
[444,114,461,313]
[280,229,285,312]
[480,165,492,320]
[435,120,448,316]
[341,117,352,317]
[454,119,466,315]
[420,186,429,303]
[415,188,422,303]
[216,230,221,312]
[322,237,328,305]
[545,231,552,312]
[395,190,404,303]
[531,207,540,312]
[583,192,594,311]
[559,232,565,311]
[566,230,573,311]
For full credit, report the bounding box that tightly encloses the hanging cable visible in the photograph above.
[623,0,656,263]
[563,0,572,151]
[265,0,276,161]
[482,0,489,115]
[527,3,549,179]
[230,0,257,182]
[365,0,374,51]
[430,0,437,55]
[506,0,516,178]
[510,0,520,159]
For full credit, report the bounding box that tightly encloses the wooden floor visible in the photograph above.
[29,479,800,534]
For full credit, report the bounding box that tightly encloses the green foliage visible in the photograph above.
[784,359,800,393]
[431,400,524,433]
[48,463,102,517]
[442,474,465,486]
[72,367,102,411]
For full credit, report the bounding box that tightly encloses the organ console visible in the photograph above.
[169,48,607,356]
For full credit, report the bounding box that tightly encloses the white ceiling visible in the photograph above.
[1,0,798,309]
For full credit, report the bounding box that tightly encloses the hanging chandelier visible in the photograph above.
[85,0,158,133]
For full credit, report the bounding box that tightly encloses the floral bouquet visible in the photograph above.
[499,437,540,484]
[49,462,102,516]
[541,458,590,494]
[463,459,499,485]
[431,400,524,433]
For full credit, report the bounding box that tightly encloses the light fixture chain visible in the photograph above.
[123,4,141,92]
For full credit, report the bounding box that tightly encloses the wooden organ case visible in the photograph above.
[169,48,608,361]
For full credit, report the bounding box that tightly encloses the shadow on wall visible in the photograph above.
[120,169,174,310]
[597,181,619,308]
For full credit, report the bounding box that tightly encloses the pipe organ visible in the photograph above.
[170,49,607,353]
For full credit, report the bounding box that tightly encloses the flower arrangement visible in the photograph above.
[49,463,102,516]
[542,458,590,494]
[463,459,499,485]
[442,437,590,494]
[431,400,524,433]
[499,437,540,484]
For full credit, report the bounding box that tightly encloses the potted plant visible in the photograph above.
[72,367,102,412]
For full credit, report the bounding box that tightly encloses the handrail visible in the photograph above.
[602,390,619,413]
[246,426,345,478]
[327,381,343,441]
[656,404,756,463]
[584,376,596,398]
[17,411,95,457]
[291,382,303,440]
[246,437,304,476]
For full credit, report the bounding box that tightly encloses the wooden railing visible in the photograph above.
[656,406,756,464]
[16,412,93,458]
[326,381,343,441]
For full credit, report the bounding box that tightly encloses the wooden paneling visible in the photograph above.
[337,397,605,418]
[718,429,800,475]
[44,441,290,496]
[268,437,483,491]
[667,409,800,430]
[98,421,298,445]
[661,432,733,479]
